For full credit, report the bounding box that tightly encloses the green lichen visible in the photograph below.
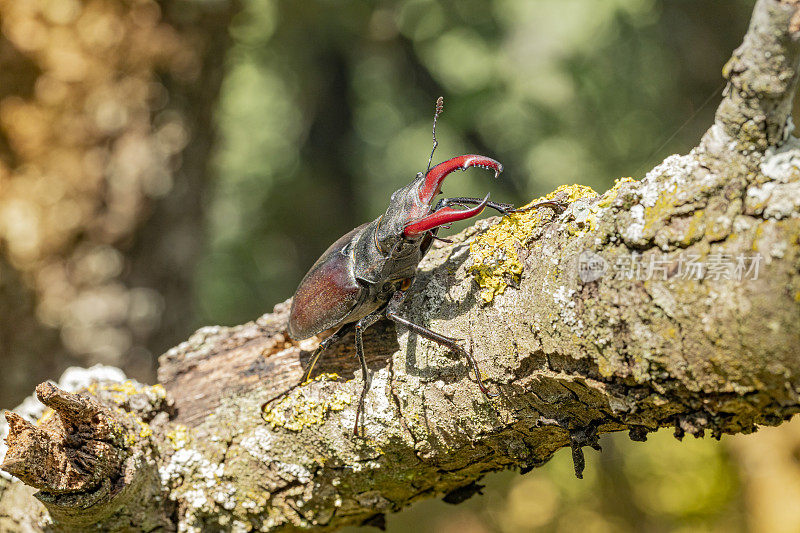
[469,184,599,303]
[261,374,353,431]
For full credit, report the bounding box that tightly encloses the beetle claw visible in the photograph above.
[418,155,502,204]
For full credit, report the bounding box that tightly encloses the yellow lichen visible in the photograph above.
[261,374,353,432]
[679,210,707,246]
[597,177,637,208]
[302,372,340,385]
[36,409,55,425]
[167,424,190,450]
[80,380,167,418]
[469,184,599,303]
[124,429,136,447]
[137,419,153,439]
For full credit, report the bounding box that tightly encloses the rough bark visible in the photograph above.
[3,0,800,530]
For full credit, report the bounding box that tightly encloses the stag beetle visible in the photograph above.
[273,98,564,436]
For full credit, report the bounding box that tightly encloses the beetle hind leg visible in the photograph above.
[301,323,354,383]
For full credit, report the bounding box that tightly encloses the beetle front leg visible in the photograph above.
[385,291,498,398]
[511,199,568,214]
[434,196,516,216]
[354,312,383,437]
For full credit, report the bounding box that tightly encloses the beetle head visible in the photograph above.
[374,154,502,254]
[373,97,503,255]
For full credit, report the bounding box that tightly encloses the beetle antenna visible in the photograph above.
[425,96,444,176]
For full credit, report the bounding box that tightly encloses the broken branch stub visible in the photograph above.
[1,381,172,530]
[2,383,123,495]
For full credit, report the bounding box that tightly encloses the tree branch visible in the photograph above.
[3,0,800,530]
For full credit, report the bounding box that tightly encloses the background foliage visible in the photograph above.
[2,0,799,531]
[200,0,753,326]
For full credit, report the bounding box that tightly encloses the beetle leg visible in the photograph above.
[384,291,498,398]
[301,323,355,383]
[430,234,454,244]
[354,312,383,437]
[404,194,490,237]
[511,199,568,214]
[262,322,356,423]
[436,197,516,216]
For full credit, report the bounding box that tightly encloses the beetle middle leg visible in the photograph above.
[384,291,498,398]
[353,312,383,436]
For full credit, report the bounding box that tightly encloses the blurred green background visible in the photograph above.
[2,0,800,531]
[200,0,753,326]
